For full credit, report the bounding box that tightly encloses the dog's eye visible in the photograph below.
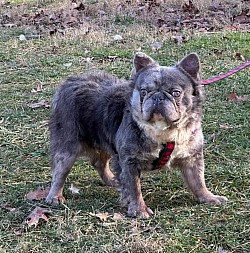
[141,89,147,97]
[172,90,181,97]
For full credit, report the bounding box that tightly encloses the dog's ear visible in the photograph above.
[177,53,200,80]
[133,52,158,73]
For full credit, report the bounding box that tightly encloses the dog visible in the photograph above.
[46,52,227,218]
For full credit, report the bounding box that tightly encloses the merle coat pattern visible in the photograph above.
[46,52,227,218]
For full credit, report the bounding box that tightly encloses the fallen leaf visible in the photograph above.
[82,57,92,63]
[3,23,15,28]
[24,206,52,227]
[68,184,80,194]
[107,55,118,60]
[233,10,250,24]
[31,81,43,93]
[219,124,233,129]
[63,62,73,68]
[0,204,16,212]
[172,35,183,44]
[236,95,250,102]
[157,18,166,27]
[113,34,123,41]
[226,88,250,102]
[151,41,162,51]
[74,2,85,11]
[90,212,109,222]
[14,229,23,236]
[182,0,199,13]
[28,100,50,108]
[26,187,50,201]
[210,0,220,11]
[172,35,190,44]
[49,29,57,36]
[226,88,237,100]
[112,212,124,221]
[235,52,245,61]
[63,16,78,25]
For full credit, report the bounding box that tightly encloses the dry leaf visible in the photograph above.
[3,23,15,28]
[0,204,16,212]
[182,0,199,13]
[82,57,92,63]
[63,62,72,68]
[113,34,123,41]
[74,2,85,11]
[68,184,80,194]
[226,88,250,102]
[31,81,43,93]
[24,206,52,228]
[64,16,78,25]
[172,35,183,44]
[112,212,124,221]
[26,187,50,201]
[234,10,250,24]
[90,212,109,222]
[14,229,23,236]
[28,100,50,108]
[235,52,245,61]
[151,41,162,51]
[219,124,233,129]
[236,95,250,102]
[226,88,237,100]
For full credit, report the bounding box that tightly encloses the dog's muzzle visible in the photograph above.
[152,92,165,107]
[147,92,179,123]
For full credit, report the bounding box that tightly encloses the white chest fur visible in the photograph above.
[141,119,203,160]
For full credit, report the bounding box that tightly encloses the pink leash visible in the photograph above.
[201,61,250,85]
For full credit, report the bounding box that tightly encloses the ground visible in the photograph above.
[0,0,249,252]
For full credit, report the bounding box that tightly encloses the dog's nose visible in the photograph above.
[152,92,164,105]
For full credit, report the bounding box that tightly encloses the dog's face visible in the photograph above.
[131,52,203,129]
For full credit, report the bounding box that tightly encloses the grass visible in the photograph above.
[0,0,250,252]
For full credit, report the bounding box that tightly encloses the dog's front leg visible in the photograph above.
[179,152,227,204]
[119,158,153,218]
[46,152,77,205]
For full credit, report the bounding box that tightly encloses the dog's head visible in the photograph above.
[130,52,203,130]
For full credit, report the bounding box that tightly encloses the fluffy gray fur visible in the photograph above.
[46,52,227,218]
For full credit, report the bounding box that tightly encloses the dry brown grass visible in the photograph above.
[1,0,249,44]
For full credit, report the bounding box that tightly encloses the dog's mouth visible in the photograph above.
[148,112,180,126]
[143,101,180,125]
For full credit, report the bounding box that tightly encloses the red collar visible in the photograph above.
[152,142,175,170]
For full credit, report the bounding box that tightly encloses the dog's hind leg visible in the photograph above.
[46,149,78,205]
[91,152,116,187]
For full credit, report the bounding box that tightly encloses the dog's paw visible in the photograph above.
[198,194,227,204]
[127,204,154,218]
[46,194,65,205]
